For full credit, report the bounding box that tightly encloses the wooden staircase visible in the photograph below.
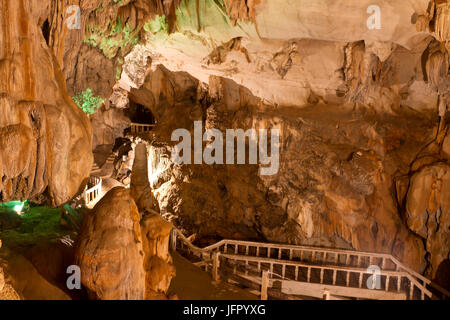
[171,230,450,301]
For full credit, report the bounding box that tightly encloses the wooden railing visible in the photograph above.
[130,123,155,134]
[171,230,450,300]
[83,176,102,206]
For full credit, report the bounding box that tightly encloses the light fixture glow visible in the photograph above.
[13,203,24,214]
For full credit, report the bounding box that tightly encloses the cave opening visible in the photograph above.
[127,100,156,125]
[41,19,50,45]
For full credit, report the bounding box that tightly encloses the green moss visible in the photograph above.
[0,203,83,249]
[73,88,104,115]
[141,0,257,58]
[84,15,140,59]
[115,66,122,80]
[0,207,64,248]
[144,15,169,34]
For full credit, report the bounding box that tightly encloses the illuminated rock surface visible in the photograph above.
[0,0,449,299]
[0,0,93,206]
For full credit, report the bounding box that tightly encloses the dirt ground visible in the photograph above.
[169,252,258,300]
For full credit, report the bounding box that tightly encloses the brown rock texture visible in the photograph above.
[405,162,450,278]
[74,186,175,300]
[47,0,161,99]
[0,240,20,300]
[140,213,175,299]
[91,103,131,149]
[0,244,70,300]
[124,60,448,274]
[75,187,146,300]
[131,142,160,214]
[0,0,92,205]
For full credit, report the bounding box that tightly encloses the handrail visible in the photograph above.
[83,176,102,206]
[171,227,448,299]
[220,253,410,278]
[130,123,155,134]
[391,256,450,299]
[131,122,156,127]
[173,228,210,257]
[211,239,394,259]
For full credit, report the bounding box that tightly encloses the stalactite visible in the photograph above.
[434,1,450,43]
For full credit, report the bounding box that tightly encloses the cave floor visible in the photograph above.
[169,252,258,300]
[0,206,78,251]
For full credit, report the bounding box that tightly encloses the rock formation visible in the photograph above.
[74,186,174,300]
[140,213,176,299]
[74,187,146,299]
[131,142,161,214]
[0,240,20,300]
[0,240,70,300]
[0,0,93,206]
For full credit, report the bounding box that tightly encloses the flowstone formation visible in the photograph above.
[0,0,93,206]
[74,187,175,300]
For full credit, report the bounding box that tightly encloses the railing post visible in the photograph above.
[261,270,269,300]
[385,276,390,291]
[323,289,330,300]
[212,252,220,281]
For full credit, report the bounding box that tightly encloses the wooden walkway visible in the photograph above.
[171,230,450,300]
[130,123,155,134]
